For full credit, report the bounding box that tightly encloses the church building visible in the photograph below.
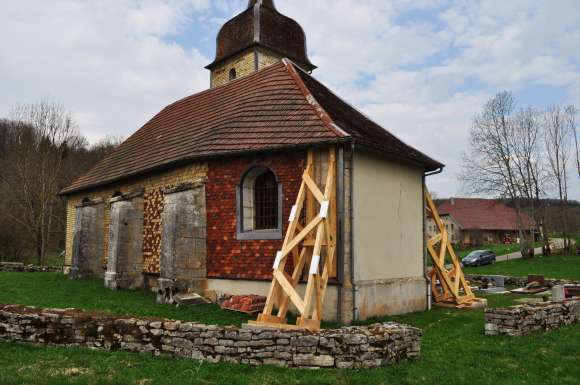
[60,0,443,323]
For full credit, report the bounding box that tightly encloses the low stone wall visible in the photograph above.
[485,299,580,336]
[0,304,422,369]
[0,262,62,273]
[466,274,580,287]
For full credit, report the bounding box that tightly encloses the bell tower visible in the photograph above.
[206,0,316,88]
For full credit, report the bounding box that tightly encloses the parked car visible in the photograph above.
[462,250,496,267]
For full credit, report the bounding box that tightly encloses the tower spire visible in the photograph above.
[248,0,275,9]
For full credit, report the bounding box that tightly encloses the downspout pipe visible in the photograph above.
[350,141,358,322]
[423,167,444,311]
[336,146,345,322]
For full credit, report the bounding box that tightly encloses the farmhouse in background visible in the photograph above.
[59,0,442,323]
[426,198,536,247]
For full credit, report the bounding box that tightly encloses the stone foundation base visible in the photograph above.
[354,277,428,320]
[0,304,422,369]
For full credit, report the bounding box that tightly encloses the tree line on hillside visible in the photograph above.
[461,91,580,255]
[0,101,120,265]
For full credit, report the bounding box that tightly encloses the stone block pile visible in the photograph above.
[0,304,422,369]
[485,298,580,336]
[466,274,580,288]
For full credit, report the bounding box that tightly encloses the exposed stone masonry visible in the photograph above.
[158,183,207,303]
[105,193,145,290]
[467,274,580,287]
[64,163,208,274]
[0,304,421,369]
[485,299,580,336]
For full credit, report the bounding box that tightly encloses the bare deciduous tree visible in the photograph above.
[544,105,575,252]
[0,101,83,265]
[460,91,538,254]
[566,105,579,178]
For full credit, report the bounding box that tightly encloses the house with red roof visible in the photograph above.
[426,198,536,246]
[60,0,442,323]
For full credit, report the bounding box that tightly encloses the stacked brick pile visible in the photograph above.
[221,295,266,313]
[0,304,422,369]
[485,299,580,336]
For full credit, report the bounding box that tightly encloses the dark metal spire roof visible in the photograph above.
[206,0,315,70]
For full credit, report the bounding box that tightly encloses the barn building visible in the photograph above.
[60,0,443,323]
[426,198,536,247]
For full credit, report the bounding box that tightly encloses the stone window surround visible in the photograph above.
[108,188,145,205]
[236,165,283,241]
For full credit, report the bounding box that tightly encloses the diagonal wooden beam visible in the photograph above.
[274,270,305,314]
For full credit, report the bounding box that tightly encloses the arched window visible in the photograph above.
[237,166,282,240]
[229,68,237,81]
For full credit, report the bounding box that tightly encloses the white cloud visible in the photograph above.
[0,0,578,199]
[0,0,210,142]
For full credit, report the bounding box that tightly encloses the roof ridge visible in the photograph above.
[293,63,443,168]
[281,59,349,138]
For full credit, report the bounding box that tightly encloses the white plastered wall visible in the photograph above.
[352,149,427,319]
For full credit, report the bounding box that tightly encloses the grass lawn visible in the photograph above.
[1,273,580,384]
[0,273,251,326]
[464,254,580,280]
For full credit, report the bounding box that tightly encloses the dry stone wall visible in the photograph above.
[467,274,580,287]
[0,262,62,273]
[485,299,580,336]
[0,304,422,369]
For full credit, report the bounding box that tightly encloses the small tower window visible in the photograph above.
[229,68,237,81]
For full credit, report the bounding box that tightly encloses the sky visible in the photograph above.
[0,0,579,200]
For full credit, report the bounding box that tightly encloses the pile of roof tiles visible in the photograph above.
[221,295,266,314]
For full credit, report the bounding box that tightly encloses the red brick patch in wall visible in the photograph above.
[206,151,305,280]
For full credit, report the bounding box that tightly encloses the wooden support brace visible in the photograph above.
[251,147,337,331]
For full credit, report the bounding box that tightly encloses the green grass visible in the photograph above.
[0,273,251,326]
[1,272,580,384]
[464,254,580,280]
[1,289,579,385]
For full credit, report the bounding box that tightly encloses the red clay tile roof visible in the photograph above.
[438,198,535,231]
[61,60,442,195]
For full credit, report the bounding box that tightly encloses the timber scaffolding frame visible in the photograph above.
[425,189,486,308]
[248,147,337,331]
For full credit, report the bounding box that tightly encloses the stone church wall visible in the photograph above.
[105,193,145,290]
[158,183,207,301]
[70,201,105,279]
[65,163,208,277]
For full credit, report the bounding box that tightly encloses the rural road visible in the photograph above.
[444,238,568,269]
[495,246,542,263]
[496,238,568,262]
